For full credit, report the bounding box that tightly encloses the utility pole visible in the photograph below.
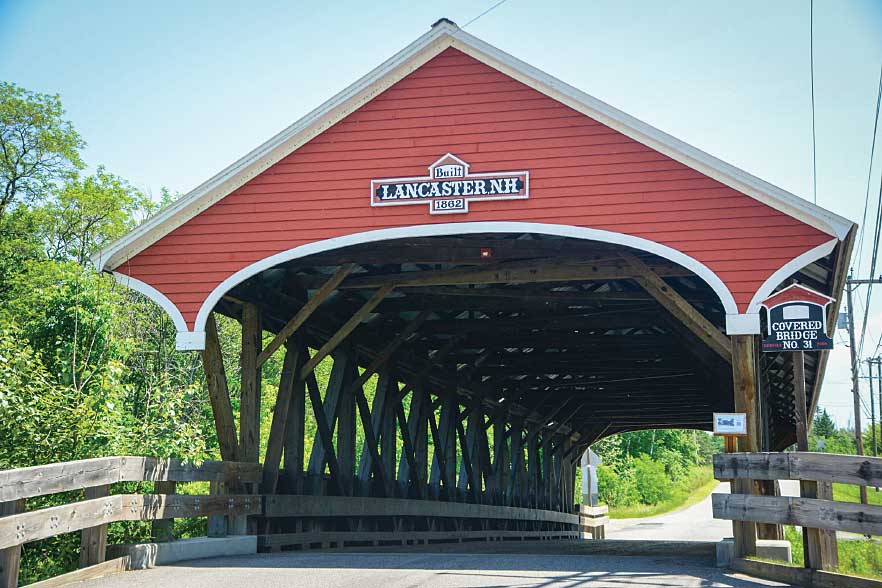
[845,275,872,505]
[869,358,878,458]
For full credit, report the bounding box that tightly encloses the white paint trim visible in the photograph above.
[726,313,761,335]
[746,239,839,314]
[112,272,189,333]
[93,21,855,272]
[191,222,740,338]
[176,331,206,351]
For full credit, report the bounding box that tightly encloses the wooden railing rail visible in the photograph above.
[0,457,261,588]
[712,451,882,581]
[714,452,882,487]
[0,456,262,503]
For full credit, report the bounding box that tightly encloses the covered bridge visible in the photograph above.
[93,19,854,545]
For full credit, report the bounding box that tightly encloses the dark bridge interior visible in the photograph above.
[214,233,825,456]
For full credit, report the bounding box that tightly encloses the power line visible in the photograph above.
[854,61,882,280]
[809,0,818,205]
[462,0,511,28]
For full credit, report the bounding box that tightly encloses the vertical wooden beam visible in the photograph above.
[262,343,301,494]
[202,313,239,462]
[239,303,262,463]
[378,371,398,493]
[731,334,758,558]
[429,392,454,500]
[337,353,358,496]
[150,481,176,542]
[793,351,838,570]
[0,499,24,588]
[397,385,427,499]
[283,349,307,494]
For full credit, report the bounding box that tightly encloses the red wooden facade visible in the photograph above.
[98,23,852,347]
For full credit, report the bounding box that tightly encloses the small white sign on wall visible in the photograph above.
[713,412,747,436]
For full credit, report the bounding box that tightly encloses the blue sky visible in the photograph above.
[2,0,882,427]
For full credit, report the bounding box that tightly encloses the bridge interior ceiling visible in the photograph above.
[216,233,829,452]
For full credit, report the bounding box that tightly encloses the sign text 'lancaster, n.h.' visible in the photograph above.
[371,154,529,214]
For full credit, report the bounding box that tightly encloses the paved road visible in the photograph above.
[607,481,734,542]
[81,548,791,588]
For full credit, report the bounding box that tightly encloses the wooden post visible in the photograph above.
[203,313,240,462]
[283,349,307,494]
[793,350,838,570]
[151,481,176,542]
[0,499,24,588]
[731,334,757,557]
[207,481,227,537]
[239,303,262,463]
[79,485,110,567]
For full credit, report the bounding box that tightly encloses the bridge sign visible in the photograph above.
[713,412,747,436]
[760,284,835,353]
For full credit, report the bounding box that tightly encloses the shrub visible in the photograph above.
[597,463,635,507]
[633,455,674,504]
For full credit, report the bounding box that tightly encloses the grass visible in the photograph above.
[608,466,718,519]
[832,483,882,506]
[783,525,882,580]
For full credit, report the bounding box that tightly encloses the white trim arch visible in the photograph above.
[160,221,744,350]
[747,238,839,314]
[111,272,205,350]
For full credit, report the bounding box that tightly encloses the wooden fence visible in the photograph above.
[0,456,584,587]
[713,452,882,579]
[0,457,261,588]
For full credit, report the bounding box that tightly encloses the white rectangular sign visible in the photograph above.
[713,412,747,436]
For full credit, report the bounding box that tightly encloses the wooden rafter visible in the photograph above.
[256,264,355,367]
[623,253,732,363]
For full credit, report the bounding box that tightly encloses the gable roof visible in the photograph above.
[93,19,855,271]
[760,283,836,309]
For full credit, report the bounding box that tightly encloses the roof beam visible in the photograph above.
[623,253,732,363]
[256,264,355,367]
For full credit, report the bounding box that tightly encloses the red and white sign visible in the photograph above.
[371,154,529,214]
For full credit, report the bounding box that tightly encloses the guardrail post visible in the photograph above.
[207,480,228,537]
[0,499,24,588]
[151,481,176,542]
[79,485,110,567]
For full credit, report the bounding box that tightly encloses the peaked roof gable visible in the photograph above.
[94,20,854,271]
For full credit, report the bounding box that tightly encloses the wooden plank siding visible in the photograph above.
[114,48,829,327]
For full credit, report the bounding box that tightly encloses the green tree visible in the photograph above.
[39,167,151,265]
[813,408,836,437]
[0,82,84,217]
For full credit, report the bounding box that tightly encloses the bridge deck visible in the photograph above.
[73,542,791,588]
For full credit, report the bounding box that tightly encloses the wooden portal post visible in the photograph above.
[239,303,262,463]
[730,335,758,557]
[793,351,839,570]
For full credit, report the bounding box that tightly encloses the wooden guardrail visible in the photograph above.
[0,457,261,588]
[712,451,882,585]
[576,504,608,539]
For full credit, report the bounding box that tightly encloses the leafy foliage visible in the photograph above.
[0,81,84,217]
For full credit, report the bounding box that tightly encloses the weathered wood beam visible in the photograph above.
[239,303,262,463]
[624,253,732,363]
[202,313,239,462]
[299,284,395,379]
[304,367,348,496]
[262,344,301,494]
[335,258,692,289]
[731,334,758,557]
[256,264,355,367]
[345,310,430,396]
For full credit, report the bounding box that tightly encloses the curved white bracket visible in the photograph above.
[747,238,839,314]
[111,272,205,350]
[190,222,740,343]
[116,224,838,349]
